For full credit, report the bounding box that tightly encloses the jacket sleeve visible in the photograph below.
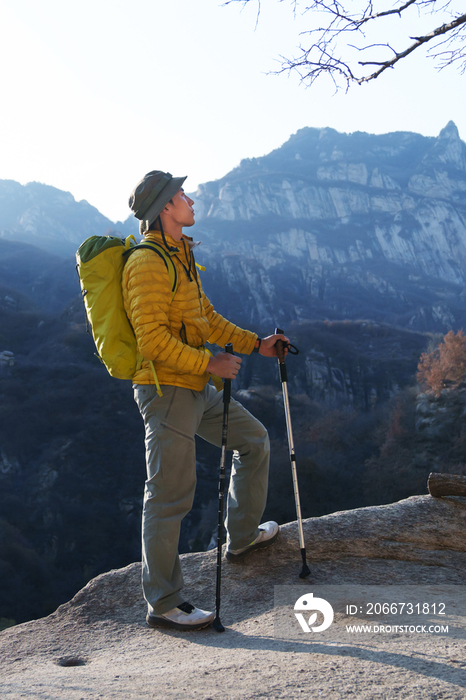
[123,251,211,376]
[202,291,257,355]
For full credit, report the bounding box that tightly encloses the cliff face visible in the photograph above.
[192,122,466,333]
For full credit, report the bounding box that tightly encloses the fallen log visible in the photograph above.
[428,472,466,498]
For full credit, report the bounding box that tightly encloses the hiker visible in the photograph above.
[123,170,288,631]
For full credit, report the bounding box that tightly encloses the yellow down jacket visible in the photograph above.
[122,230,257,390]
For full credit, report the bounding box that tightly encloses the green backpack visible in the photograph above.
[76,234,178,393]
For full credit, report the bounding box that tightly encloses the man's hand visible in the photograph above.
[207,352,242,379]
[258,334,290,358]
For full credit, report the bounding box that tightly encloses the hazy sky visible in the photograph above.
[0,0,464,222]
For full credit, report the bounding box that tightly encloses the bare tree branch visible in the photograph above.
[357,12,466,83]
[223,0,466,87]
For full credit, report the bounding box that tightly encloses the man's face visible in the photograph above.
[166,189,195,228]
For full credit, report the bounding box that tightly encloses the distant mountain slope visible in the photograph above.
[0,182,138,312]
[0,179,138,258]
[0,239,79,313]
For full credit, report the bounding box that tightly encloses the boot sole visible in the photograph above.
[226,528,279,562]
[146,613,214,631]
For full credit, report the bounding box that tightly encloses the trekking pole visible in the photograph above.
[212,343,234,633]
[275,328,311,579]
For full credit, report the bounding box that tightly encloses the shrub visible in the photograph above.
[417,330,466,396]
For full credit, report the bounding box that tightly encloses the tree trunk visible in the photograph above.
[428,473,466,498]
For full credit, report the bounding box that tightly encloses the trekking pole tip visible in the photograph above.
[299,549,311,578]
[212,617,225,633]
[299,563,311,579]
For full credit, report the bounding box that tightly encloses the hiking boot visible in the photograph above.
[146,602,214,631]
[226,521,279,562]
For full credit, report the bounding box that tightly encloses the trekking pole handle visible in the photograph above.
[275,328,288,383]
[223,343,234,404]
[275,329,300,379]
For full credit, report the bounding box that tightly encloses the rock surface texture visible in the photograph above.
[1,495,465,699]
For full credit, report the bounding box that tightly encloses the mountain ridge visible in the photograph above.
[184,121,466,334]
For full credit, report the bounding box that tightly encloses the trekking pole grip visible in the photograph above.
[223,343,233,404]
[274,327,288,383]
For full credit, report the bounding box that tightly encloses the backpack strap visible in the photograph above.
[124,240,178,300]
[123,239,180,397]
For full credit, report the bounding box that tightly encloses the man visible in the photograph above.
[123,170,288,631]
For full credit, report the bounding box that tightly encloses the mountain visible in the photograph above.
[192,121,466,333]
[0,180,137,258]
[0,181,138,312]
[0,239,80,314]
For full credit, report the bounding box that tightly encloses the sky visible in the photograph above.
[0,0,464,223]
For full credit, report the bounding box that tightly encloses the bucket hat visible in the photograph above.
[129,170,187,233]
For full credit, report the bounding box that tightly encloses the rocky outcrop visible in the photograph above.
[0,350,14,367]
[413,386,466,475]
[1,495,465,699]
[415,389,466,439]
[53,495,465,626]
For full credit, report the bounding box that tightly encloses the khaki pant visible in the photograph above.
[134,383,270,615]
